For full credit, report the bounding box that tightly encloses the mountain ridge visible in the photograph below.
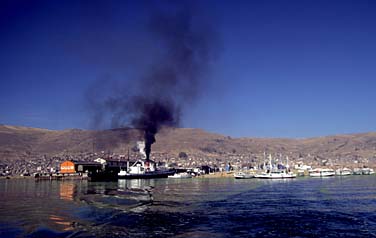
[0,125,375,172]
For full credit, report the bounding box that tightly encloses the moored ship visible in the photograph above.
[254,154,296,179]
[118,159,174,179]
[234,171,255,179]
[335,168,352,176]
[118,141,174,179]
[309,168,335,177]
[168,172,193,179]
[255,170,296,179]
[361,168,375,175]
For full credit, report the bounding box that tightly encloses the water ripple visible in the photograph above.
[1,176,376,237]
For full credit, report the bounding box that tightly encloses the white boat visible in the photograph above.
[361,168,375,175]
[234,171,255,179]
[255,170,296,179]
[309,168,335,177]
[168,172,192,179]
[255,154,296,179]
[353,168,363,175]
[118,159,174,179]
[117,141,175,179]
[335,168,352,176]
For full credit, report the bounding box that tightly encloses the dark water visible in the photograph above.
[1,176,376,238]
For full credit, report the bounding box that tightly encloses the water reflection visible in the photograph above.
[75,180,156,214]
[59,182,74,201]
[49,215,73,232]
[0,180,80,237]
[118,178,155,191]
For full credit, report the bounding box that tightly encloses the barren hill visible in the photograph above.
[0,125,375,170]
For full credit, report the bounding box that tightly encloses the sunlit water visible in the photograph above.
[1,176,376,237]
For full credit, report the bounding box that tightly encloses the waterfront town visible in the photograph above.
[1,142,375,178]
[1,126,375,178]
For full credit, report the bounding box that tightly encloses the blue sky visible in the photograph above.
[1,0,376,138]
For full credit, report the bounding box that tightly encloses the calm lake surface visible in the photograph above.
[1,176,376,238]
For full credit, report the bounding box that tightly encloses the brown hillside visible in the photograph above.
[0,125,375,168]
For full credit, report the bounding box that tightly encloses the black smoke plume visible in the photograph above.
[87,1,219,160]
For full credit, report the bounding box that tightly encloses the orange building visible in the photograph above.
[60,161,75,174]
[60,160,102,174]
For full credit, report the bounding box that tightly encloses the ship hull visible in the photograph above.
[118,170,175,179]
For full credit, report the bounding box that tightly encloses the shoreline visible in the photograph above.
[2,170,375,180]
[198,172,234,178]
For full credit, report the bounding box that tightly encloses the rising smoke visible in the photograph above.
[87,1,219,160]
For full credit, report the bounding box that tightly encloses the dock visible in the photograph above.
[34,173,88,181]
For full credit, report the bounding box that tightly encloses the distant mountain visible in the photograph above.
[0,125,375,166]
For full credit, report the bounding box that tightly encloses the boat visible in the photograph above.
[234,171,255,179]
[309,168,335,177]
[335,168,352,176]
[168,172,192,179]
[254,154,296,179]
[117,141,175,179]
[361,168,375,175]
[254,170,296,179]
[118,159,174,179]
[353,168,363,175]
[296,169,306,177]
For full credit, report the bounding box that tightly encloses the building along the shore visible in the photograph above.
[60,160,102,174]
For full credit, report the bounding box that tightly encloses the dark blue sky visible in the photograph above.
[1,0,376,138]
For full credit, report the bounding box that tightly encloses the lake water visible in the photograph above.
[0,176,376,237]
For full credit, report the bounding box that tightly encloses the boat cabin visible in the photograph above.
[128,159,156,175]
